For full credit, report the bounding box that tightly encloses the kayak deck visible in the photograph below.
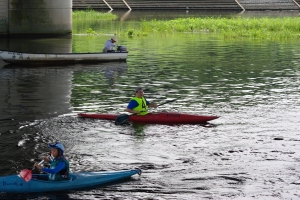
[78,112,219,124]
[0,168,141,193]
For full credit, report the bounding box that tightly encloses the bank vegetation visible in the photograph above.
[73,10,300,40]
[133,17,300,40]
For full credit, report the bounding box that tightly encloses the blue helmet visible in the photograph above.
[48,142,65,155]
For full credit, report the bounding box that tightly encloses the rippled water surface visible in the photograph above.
[1,12,300,200]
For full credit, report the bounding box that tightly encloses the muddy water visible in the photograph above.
[1,12,300,199]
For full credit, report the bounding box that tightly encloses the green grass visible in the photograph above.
[72,10,300,40]
[73,8,118,21]
[130,17,300,40]
[72,9,118,35]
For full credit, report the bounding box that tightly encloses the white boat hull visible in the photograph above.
[0,50,128,65]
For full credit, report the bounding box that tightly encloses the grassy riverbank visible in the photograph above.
[73,9,118,35]
[72,10,300,40]
[133,17,300,40]
[73,9,117,21]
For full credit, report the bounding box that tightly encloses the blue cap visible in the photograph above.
[48,142,65,152]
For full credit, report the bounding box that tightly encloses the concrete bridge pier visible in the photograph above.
[0,0,72,36]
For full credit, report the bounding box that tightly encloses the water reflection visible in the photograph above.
[0,65,72,134]
[103,62,128,85]
[0,61,127,134]
[0,36,72,53]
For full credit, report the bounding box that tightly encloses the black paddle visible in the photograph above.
[156,97,180,107]
[114,97,180,125]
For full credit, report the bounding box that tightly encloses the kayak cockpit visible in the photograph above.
[31,174,77,182]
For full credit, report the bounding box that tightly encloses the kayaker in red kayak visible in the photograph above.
[126,87,158,115]
[34,142,70,181]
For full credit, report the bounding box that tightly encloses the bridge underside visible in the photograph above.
[73,0,300,10]
[0,0,72,36]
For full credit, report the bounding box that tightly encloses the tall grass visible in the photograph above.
[134,17,300,40]
[73,8,118,21]
[72,10,300,40]
[72,9,118,35]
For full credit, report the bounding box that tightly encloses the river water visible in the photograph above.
[0,11,300,199]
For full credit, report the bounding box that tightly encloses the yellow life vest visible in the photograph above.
[131,97,148,115]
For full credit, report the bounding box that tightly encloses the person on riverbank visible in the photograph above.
[103,36,118,52]
[34,142,70,181]
[126,87,158,115]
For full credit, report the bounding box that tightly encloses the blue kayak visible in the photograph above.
[0,168,141,193]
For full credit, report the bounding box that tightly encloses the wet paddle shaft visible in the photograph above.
[157,97,180,106]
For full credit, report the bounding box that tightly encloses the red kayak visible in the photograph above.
[78,112,219,124]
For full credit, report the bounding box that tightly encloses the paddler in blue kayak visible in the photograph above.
[34,142,70,181]
[126,87,158,115]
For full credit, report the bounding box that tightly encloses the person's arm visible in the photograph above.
[126,108,140,114]
[145,99,158,108]
[126,100,140,114]
[148,102,158,108]
[111,43,116,49]
[33,156,51,169]
[43,156,51,163]
[41,162,66,174]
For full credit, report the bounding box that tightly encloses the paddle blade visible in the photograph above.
[19,169,32,182]
[115,114,130,125]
